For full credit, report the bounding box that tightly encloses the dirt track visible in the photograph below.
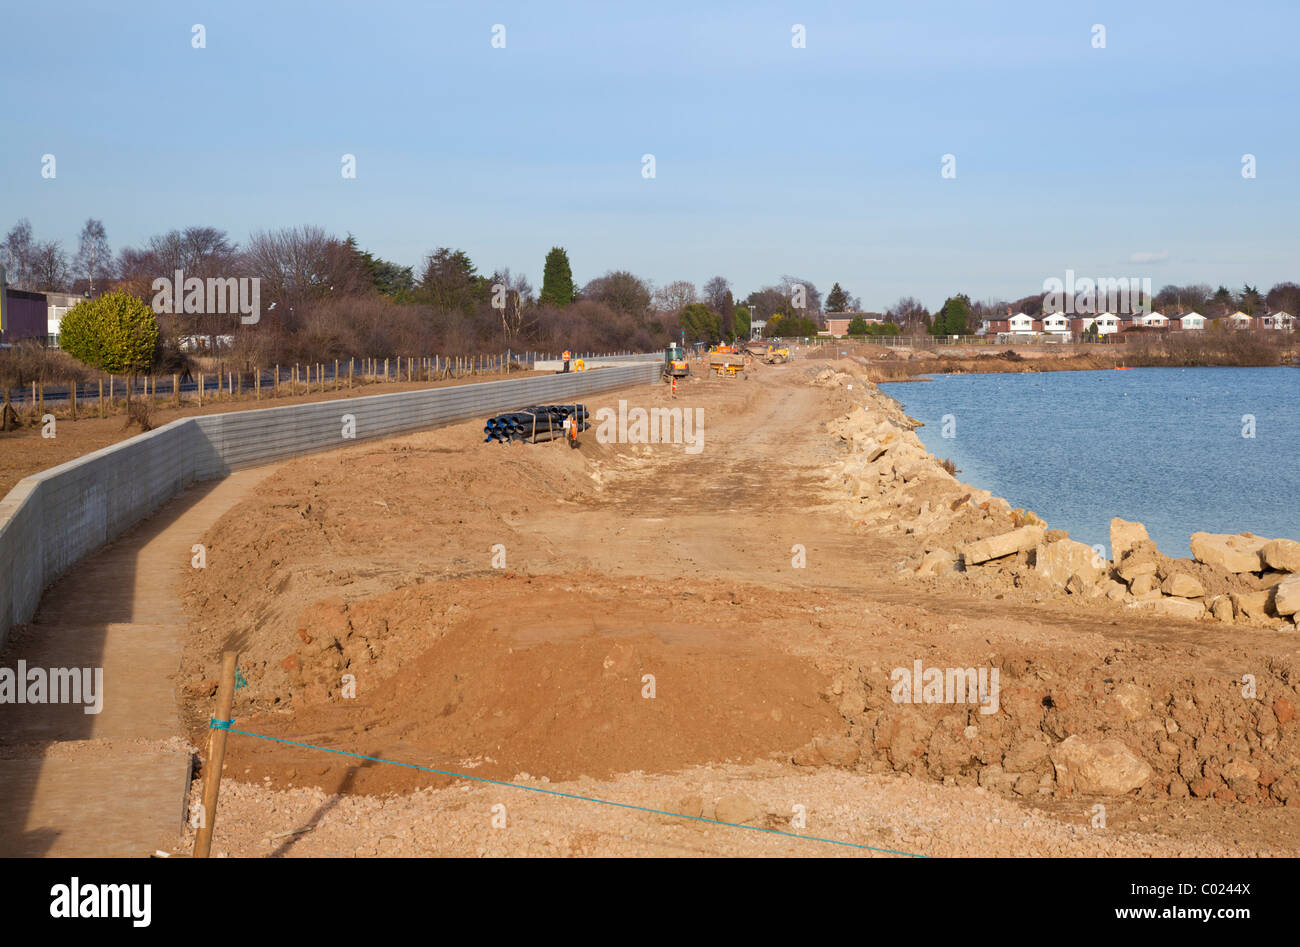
[167,359,1300,856]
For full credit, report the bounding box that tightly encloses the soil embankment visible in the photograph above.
[168,359,1300,856]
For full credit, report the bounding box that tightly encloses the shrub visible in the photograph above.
[59,291,159,376]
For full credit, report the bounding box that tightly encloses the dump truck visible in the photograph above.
[662,342,690,381]
[763,345,790,364]
[707,343,747,379]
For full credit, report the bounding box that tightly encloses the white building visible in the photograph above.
[1008,312,1035,335]
[45,292,84,347]
[1229,310,1253,329]
[1041,312,1070,335]
[1142,311,1169,327]
[1180,312,1205,330]
[1260,311,1293,329]
[1095,313,1121,335]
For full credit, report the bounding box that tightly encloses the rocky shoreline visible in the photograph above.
[805,362,1300,808]
[815,364,1300,631]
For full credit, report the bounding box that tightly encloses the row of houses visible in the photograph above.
[979,310,1295,338]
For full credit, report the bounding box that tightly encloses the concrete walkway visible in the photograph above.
[0,468,274,857]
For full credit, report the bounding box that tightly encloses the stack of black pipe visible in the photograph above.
[483,404,590,443]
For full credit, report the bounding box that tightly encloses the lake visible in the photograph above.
[879,366,1300,559]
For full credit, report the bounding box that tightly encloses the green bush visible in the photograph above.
[59,291,159,376]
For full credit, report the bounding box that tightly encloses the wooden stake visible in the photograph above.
[98,380,104,417]
[70,381,77,420]
[193,650,239,859]
[174,374,180,407]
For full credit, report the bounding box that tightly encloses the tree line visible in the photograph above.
[2,219,854,369]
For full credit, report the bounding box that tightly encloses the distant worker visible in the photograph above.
[562,349,572,373]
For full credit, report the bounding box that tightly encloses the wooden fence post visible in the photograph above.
[193,650,239,859]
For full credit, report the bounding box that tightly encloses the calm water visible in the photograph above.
[880,366,1300,559]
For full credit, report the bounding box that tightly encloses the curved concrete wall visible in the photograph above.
[0,362,660,642]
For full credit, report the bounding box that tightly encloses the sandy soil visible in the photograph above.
[162,359,1300,856]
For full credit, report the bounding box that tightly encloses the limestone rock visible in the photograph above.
[1162,573,1205,599]
[1262,538,1300,573]
[915,548,956,576]
[1129,573,1157,595]
[1050,736,1153,795]
[960,525,1046,565]
[714,794,761,825]
[1133,596,1205,620]
[1118,555,1158,583]
[1034,538,1104,588]
[1231,590,1274,621]
[1274,575,1300,617]
[1110,518,1149,563]
[1190,532,1268,573]
[1209,595,1235,622]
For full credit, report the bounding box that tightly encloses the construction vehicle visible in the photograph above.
[707,343,747,379]
[763,345,790,365]
[662,342,690,381]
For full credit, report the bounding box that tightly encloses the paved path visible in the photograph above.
[0,468,274,857]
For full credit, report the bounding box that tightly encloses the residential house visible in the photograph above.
[1095,313,1121,335]
[1179,312,1205,330]
[1008,312,1036,336]
[1041,312,1070,335]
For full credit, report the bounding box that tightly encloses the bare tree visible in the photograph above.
[781,275,822,316]
[30,240,70,292]
[3,219,35,289]
[582,270,651,316]
[491,266,535,343]
[73,218,113,294]
[653,279,697,313]
[886,296,931,334]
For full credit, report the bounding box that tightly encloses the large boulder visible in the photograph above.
[1231,590,1274,621]
[1034,538,1104,587]
[960,525,1046,565]
[1050,736,1153,795]
[1162,573,1205,598]
[1275,575,1300,617]
[1262,539,1300,573]
[1190,532,1269,573]
[1132,597,1206,621]
[915,548,956,576]
[1110,518,1150,563]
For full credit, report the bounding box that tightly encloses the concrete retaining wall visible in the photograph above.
[0,362,659,643]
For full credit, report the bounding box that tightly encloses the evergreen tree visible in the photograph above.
[540,247,575,307]
[826,282,849,313]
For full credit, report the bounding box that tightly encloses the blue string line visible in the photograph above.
[212,722,926,857]
[210,717,235,730]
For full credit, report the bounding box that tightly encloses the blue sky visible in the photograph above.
[3,0,1298,310]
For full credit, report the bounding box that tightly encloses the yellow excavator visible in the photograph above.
[662,342,690,381]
